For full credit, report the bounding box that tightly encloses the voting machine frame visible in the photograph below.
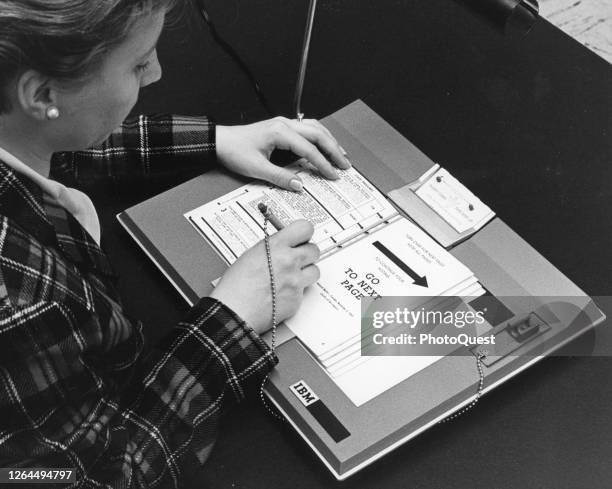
[118,100,606,480]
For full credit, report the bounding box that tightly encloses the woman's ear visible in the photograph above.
[16,70,57,121]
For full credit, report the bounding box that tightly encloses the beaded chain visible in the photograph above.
[258,215,285,421]
[439,350,488,423]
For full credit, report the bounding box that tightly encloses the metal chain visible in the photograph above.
[259,217,285,421]
[439,350,487,423]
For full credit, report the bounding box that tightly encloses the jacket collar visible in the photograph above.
[0,158,116,279]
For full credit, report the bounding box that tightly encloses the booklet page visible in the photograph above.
[283,217,484,406]
[184,161,397,263]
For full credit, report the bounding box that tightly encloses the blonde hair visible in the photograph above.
[0,0,180,113]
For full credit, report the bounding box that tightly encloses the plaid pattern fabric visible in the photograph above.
[52,114,218,189]
[0,115,277,488]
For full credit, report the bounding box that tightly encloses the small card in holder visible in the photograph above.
[389,167,495,249]
[414,168,494,234]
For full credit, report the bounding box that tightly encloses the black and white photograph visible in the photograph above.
[0,0,610,488]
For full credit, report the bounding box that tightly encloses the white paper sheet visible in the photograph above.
[284,217,477,359]
[332,355,441,407]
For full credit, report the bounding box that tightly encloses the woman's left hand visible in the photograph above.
[216,117,351,191]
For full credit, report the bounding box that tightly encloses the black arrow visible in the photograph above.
[372,241,429,288]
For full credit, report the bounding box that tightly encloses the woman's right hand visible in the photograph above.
[209,220,320,335]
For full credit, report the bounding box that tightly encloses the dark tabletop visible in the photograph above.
[97,1,612,487]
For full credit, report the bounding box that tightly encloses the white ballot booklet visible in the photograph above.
[185,160,397,264]
[185,163,484,406]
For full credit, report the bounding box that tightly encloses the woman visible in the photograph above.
[0,0,349,486]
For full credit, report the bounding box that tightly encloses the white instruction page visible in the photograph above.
[284,217,477,359]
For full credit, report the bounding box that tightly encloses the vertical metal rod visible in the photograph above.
[522,0,539,15]
[293,0,318,120]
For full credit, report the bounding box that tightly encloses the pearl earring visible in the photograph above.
[46,106,60,120]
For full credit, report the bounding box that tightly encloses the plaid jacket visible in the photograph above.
[0,115,277,488]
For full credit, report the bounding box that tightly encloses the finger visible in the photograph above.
[273,219,315,247]
[291,121,350,169]
[251,153,304,191]
[302,119,337,144]
[302,120,348,156]
[271,123,339,180]
[299,264,321,287]
[293,242,321,267]
[285,120,351,170]
[276,116,337,145]
[272,117,346,156]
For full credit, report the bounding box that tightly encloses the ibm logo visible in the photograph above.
[290,380,320,407]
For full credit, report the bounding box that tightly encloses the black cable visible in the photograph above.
[194,0,274,116]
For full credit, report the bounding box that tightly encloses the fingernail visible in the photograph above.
[343,156,352,168]
[339,145,348,156]
[290,179,304,192]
